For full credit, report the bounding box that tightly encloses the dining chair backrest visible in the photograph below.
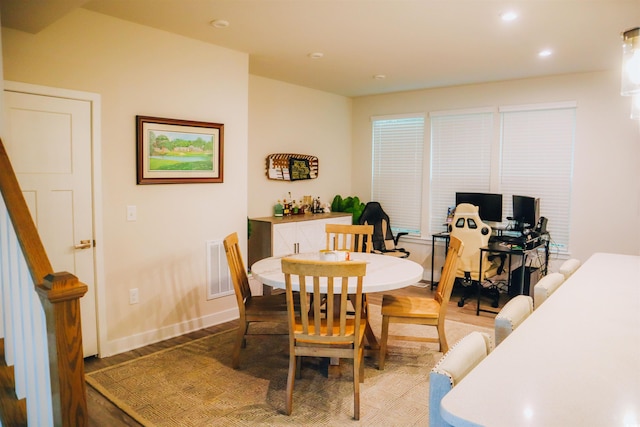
[223,231,252,310]
[533,272,565,309]
[281,257,368,419]
[325,223,373,253]
[494,295,534,346]
[435,236,464,312]
[559,258,581,280]
[429,331,492,427]
[282,258,368,344]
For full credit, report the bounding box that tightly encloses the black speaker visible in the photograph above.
[535,216,548,234]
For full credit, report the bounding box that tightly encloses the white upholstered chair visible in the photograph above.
[559,258,581,280]
[533,272,565,309]
[429,331,492,427]
[494,295,533,346]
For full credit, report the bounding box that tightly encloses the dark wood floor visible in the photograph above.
[84,281,507,426]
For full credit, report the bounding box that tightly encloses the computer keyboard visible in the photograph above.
[492,235,525,245]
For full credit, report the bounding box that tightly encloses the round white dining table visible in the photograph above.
[250,251,424,294]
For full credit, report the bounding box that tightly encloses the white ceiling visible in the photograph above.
[2,0,639,97]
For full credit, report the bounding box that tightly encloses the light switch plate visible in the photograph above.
[127,205,137,221]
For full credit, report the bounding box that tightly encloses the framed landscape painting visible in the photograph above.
[136,116,224,184]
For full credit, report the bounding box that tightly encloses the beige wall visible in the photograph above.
[2,9,249,355]
[248,75,353,218]
[352,71,640,274]
[3,6,639,356]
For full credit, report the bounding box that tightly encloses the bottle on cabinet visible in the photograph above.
[274,200,284,217]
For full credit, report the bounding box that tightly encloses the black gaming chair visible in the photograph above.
[358,202,410,258]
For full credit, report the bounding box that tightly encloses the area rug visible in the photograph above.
[86,305,492,426]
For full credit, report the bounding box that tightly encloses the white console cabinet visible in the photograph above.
[248,213,352,267]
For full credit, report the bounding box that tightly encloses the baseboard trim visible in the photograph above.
[99,308,239,358]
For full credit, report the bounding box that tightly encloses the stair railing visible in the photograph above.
[0,137,88,426]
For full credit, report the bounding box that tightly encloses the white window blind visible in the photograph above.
[429,110,494,234]
[500,103,576,252]
[371,114,424,234]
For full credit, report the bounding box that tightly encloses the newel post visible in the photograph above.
[36,272,89,426]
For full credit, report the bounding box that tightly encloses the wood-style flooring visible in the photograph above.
[84,281,507,426]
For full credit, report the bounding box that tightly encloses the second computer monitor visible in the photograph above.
[512,195,540,229]
[455,192,503,223]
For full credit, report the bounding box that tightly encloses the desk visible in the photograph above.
[251,252,424,349]
[431,232,450,290]
[441,252,640,427]
[476,234,549,315]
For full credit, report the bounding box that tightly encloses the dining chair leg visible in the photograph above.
[437,320,448,354]
[353,349,361,420]
[358,346,365,383]
[379,315,390,370]
[295,355,302,379]
[232,322,248,369]
[286,353,296,415]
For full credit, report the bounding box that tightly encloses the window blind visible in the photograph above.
[371,115,425,234]
[429,111,494,234]
[500,103,576,252]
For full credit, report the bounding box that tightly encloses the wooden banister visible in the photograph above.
[0,137,88,426]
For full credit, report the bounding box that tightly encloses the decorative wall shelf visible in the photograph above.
[266,153,318,181]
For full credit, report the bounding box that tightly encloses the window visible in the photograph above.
[429,109,494,234]
[371,114,424,234]
[428,102,576,253]
[499,103,576,252]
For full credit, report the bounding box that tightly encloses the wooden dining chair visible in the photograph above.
[325,223,373,253]
[325,223,374,337]
[223,232,288,369]
[281,257,368,420]
[379,236,463,369]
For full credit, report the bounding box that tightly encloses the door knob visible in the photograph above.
[74,240,92,250]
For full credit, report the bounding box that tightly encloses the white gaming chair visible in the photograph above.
[449,203,503,308]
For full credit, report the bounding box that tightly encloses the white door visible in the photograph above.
[3,90,98,357]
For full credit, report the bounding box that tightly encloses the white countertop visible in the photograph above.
[250,252,424,294]
[441,252,640,427]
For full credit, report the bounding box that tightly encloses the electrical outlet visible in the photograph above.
[129,288,139,305]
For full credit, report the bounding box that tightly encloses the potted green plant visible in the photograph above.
[331,195,366,225]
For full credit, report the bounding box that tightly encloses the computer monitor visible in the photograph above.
[454,192,503,223]
[512,195,540,230]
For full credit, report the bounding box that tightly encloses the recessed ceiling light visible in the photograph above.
[373,74,386,80]
[210,19,230,29]
[538,49,553,57]
[500,11,518,21]
[308,52,324,59]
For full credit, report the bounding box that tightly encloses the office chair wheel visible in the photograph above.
[458,299,465,307]
[491,300,500,308]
